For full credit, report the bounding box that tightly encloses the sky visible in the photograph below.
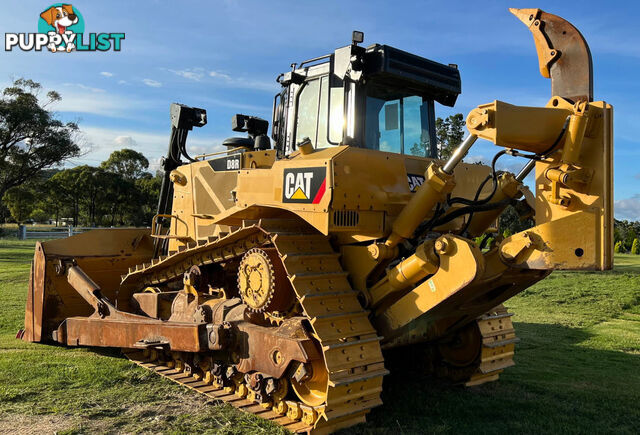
[1,0,639,220]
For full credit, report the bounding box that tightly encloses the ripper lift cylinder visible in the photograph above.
[384,135,478,249]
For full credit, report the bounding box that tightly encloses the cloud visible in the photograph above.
[63,83,105,93]
[197,96,271,113]
[142,78,162,88]
[163,67,276,91]
[464,153,527,175]
[114,136,138,148]
[100,72,114,78]
[51,87,150,117]
[169,67,206,81]
[78,126,226,171]
[208,70,276,92]
[465,154,487,165]
[209,70,232,81]
[463,152,535,189]
[615,194,640,221]
[117,80,128,85]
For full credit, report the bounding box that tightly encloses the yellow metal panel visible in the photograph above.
[531,99,613,270]
[243,149,277,168]
[169,164,195,252]
[374,237,484,336]
[467,100,572,152]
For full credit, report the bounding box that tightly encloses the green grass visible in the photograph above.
[0,240,638,434]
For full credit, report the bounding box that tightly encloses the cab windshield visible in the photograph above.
[364,88,434,157]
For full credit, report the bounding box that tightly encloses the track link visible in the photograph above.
[125,350,314,433]
[464,305,518,386]
[121,219,388,433]
[427,304,519,386]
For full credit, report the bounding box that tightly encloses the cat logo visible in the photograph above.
[407,173,426,192]
[283,167,326,204]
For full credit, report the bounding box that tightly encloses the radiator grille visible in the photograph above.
[333,210,359,227]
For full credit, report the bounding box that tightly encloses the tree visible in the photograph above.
[614,241,623,253]
[0,200,10,224]
[2,186,34,223]
[499,204,534,235]
[29,208,50,223]
[100,148,149,180]
[135,172,162,225]
[632,238,640,255]
[0,145,162,228]
[613,220,640,251]
[49,167,85,226]
[409,142,426,158]
[0,78,80,199]
[614,226,622,244]
[435,114,465,159]
[624,228,637,251]
[77,166,113,226]
[40,175,68,226]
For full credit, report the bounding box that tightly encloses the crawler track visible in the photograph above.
[464,305,518,386]
[125,349,315,433]
[428,304,518,386]
[121,219,388,433]
[119,219,517,431]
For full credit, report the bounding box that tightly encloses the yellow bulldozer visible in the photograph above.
[20,8,613,434]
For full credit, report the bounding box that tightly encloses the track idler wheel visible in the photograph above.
[289,358,328,407]
[437,321,482,368]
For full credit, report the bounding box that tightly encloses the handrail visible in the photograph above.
[150,214,191,240]
[194,146,245,161]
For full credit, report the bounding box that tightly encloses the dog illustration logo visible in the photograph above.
[4,4,124,52]
[38,3,83,52]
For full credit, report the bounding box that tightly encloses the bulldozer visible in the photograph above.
[20,8,613,434]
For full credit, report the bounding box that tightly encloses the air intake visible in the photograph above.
[333,210,359,227]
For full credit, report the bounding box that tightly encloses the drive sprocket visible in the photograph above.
[237,247,294,315]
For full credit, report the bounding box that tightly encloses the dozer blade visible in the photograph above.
[510,8,593,102]
[22,229,154,343]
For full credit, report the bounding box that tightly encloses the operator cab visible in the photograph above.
[271,31,461,158]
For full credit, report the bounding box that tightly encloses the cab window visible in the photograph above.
[295,76,343,148]
[364,94,432,157]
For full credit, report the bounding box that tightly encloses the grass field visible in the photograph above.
[0,239,638,434]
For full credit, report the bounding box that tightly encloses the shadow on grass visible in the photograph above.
[345,322,639,434]
[6,322,639,434]
[0,241,36,264]
[2,390,39,403]
[90,347,127,359]
[611,254,640,274]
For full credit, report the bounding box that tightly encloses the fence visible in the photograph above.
[17,225,97,240]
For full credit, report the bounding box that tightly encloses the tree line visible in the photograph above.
[614,219,640,254]
[0,78,160,229]
[1,149,161,227]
